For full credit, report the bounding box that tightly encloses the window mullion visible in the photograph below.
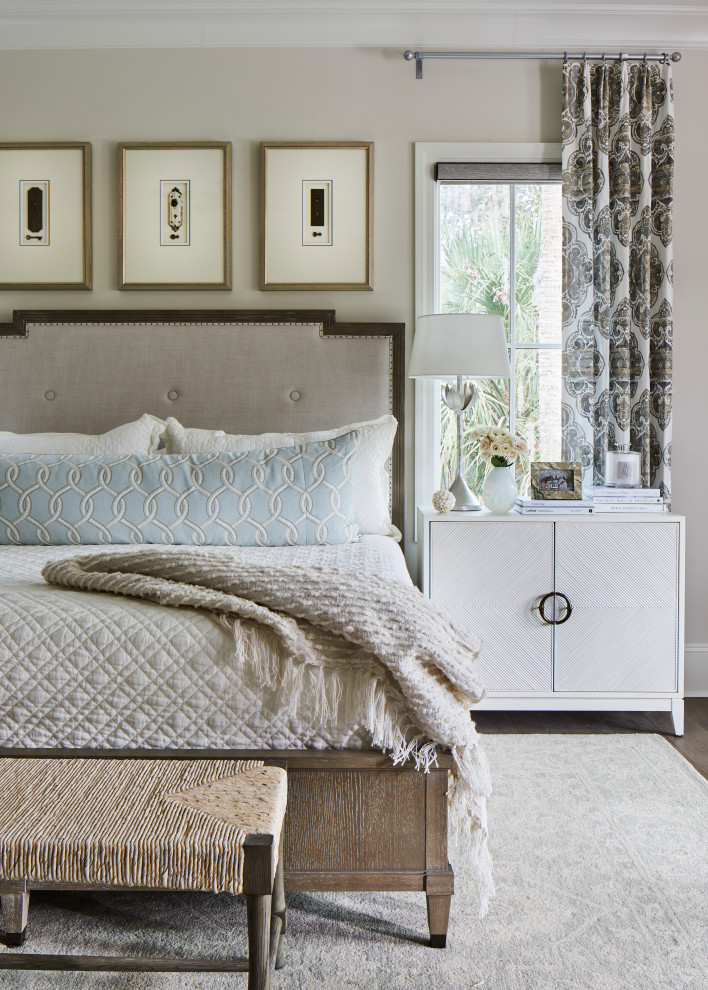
[514,343,563,350]
[509,184,517,435]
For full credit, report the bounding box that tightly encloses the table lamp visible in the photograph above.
[409,313,511,511]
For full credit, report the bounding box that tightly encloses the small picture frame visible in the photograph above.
[261,141,373,290]
[0,142,92,289]
[530,462,583,500]
[119,141,232,290]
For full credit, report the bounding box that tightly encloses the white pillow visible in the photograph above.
[162,415,400,539]
[0,414,166,455]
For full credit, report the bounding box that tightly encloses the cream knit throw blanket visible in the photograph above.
[42,548,493,915]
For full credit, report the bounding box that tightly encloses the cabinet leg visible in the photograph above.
[426,893,451,949]
[1,892,29,947]
[671,699,685,737]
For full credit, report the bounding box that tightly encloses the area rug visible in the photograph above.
[2,735,707,990]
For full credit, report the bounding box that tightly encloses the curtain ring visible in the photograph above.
[643,52,648,65]
[583,52,587,70]
[563,51,567,65]
[602,52,607,65]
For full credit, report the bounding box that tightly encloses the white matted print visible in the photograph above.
[119,142,231,289]
[261,142,372,290]
[0,143,91,288]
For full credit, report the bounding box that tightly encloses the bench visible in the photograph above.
[0,757,287,988]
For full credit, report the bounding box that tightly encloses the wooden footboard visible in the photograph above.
[281,749,454,948]
[0,746,454,948]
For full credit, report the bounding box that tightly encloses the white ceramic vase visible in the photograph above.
[482,465,517,514]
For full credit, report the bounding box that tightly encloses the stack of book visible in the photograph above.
[514,485,667,515]
[584,486,666,514]
[514,497,595,515]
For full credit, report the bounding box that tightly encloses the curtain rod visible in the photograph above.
[404,50,681,79]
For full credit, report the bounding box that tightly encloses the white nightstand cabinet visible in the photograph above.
[418,508,685,735]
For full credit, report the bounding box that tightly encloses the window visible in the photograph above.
[414,144,563,508]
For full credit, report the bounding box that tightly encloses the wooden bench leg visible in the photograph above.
[1,892,29,947]
[247,893,272,990]
[272,830,286,969]
[426,893,451,949]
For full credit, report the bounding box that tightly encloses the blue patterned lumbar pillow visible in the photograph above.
[0,439,359,546]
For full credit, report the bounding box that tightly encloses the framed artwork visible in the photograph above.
[261,141,373,290]
[0,142,92,290]
[119,142,232,290]
[530,462,583,500]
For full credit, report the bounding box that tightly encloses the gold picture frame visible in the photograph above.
[119,141,232,290]
[530,461,583,500]
[261,141,373,290]
[0,142,92,290]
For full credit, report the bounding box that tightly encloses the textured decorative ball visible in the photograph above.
[432,490,456,513]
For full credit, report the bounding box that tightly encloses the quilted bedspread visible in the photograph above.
[42,544,492,915]
[0,538,411,750]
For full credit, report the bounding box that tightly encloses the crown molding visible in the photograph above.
[0,1,706,51]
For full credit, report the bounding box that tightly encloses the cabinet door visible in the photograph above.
[429,521,554,693]
[553,522,679,693]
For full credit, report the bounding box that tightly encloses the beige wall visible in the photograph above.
[0,46,705,683]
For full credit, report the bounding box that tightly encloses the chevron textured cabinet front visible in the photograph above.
[418,509,685,735]
[553,522,679,693]
[427,519,554,692]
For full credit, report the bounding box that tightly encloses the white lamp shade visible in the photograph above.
[408,313,511,379]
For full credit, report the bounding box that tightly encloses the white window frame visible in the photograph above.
[414,142,562,519]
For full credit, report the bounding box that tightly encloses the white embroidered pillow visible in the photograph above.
[162,415,399,539]
[0,414,166,455]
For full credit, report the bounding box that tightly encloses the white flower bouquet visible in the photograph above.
[470,427,528,468]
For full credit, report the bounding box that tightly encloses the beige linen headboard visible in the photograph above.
[0,309,405,530]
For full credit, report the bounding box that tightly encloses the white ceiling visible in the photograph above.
[0,1,704,51]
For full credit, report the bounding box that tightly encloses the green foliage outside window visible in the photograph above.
[439,183,560,496]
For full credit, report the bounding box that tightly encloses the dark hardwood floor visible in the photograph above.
[474,698,708,782]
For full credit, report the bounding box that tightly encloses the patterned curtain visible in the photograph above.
[561,58,674,493]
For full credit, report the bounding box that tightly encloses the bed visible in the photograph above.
[0,309,458,950]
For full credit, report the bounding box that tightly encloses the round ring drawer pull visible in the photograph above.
[537,592,573,625]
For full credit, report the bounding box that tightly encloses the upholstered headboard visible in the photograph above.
[0,309,405,530]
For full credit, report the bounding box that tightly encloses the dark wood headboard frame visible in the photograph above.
[0,309,405,533]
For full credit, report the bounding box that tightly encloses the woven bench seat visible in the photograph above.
[0,757,288,988]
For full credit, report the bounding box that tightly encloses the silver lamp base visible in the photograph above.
[449,473,482,511]
[442,377,482,511]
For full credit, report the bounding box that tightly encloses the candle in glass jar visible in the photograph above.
[605,446,641,487]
